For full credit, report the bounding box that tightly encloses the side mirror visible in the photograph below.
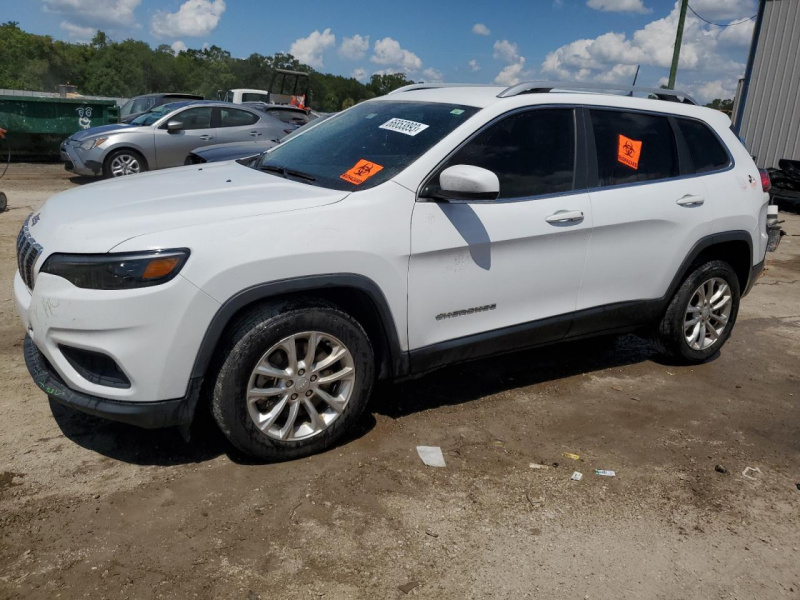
[166,119,183,133]
[437,165,500,201]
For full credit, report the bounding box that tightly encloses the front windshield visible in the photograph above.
[129,103,177,126]
[256,101,479,191]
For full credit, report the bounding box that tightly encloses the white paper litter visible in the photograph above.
[416,446,446,467]
[571,471,583,481]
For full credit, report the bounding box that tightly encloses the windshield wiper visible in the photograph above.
[259,164,317,182]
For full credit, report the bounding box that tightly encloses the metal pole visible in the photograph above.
[668,0,689,89]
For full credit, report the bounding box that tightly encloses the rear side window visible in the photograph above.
[220,108,259,127]
[436,108,575,199]
[677,118,730,173]
[590,110,678,187]
[268,109,310,125]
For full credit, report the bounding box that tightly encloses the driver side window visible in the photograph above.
[176,107,213,130]
[431,108,576,199]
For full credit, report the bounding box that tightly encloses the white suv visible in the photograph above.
[15,82,780,461]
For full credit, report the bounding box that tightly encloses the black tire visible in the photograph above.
[210,299,375,462]
[0,191,7,212]
[103,149,148,178]
[653,260,741,364]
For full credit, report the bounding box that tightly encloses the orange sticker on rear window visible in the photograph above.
[617,134,643,170]
[340,159,384,185]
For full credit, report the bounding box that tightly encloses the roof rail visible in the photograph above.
[497,81,698,105]
[388,83,494,94]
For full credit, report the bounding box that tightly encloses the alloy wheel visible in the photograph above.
[110,154,142,177]
[684,277,732,351]
[245,331,356,441]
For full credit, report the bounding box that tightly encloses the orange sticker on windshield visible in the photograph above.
[617,134,642,170]
[340,159,384,185]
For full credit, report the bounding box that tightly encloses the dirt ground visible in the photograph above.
[0,163,798,600]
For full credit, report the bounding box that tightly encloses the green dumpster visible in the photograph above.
[0,95,120,159]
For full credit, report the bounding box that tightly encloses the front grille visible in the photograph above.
[16,215,43,290]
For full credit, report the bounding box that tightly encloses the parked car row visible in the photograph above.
[61,100,314,178]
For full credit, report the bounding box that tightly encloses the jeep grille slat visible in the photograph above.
[16,216,43,290]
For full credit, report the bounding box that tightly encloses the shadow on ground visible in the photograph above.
[50,333,668,466]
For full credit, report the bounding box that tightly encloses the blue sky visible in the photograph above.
[5,0,757,102]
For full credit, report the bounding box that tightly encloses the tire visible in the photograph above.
[0,191,6,212]
[103,149,147,178]
[210,299,375,462]
[653,260,741,364]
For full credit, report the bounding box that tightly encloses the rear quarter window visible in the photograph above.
[677,118,730,173]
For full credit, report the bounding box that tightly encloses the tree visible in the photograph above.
[0,24,400,109]
[367,73,414,96]
[705,98,734,113]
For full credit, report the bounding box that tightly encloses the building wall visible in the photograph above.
[738,0,800,168]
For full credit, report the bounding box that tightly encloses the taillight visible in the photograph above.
[759,168,771,193]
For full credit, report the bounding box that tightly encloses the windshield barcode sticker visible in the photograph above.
[379,118,429,137]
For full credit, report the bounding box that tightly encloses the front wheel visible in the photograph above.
[653,260,741,364]
[210,300,375,462]
[103,149,147,178]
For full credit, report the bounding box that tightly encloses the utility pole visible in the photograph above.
[668,0,690,89]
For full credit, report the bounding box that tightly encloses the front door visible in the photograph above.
[154,106,216,168]
[408,108,592,357]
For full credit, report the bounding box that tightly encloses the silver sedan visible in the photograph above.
[60,101,299,178]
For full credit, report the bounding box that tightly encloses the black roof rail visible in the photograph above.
[388,83,496,94]
[497,81,698,105]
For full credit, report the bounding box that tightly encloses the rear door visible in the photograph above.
[153,106,215,168]
[216,106,266,144]
[576,108,714,317]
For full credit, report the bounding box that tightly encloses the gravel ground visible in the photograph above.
[0,164,798,600]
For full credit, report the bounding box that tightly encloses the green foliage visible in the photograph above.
[0,23,405,111]
[704,98,734,113]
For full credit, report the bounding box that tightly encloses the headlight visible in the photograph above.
[40,249,190,290]
[79,137,109,150]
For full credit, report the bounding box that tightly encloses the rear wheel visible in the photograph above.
[104,149,147,178]
[653,260,740,364]
[210,300,375,461]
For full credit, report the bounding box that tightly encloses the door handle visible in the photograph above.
[249,131,262,137]
[676,194,705,207]
[545,210,584,224]
[199,135,213,141]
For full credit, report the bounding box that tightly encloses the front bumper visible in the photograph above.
[24,335,199,428]
[60,141,103,176]
[14,269,220,403]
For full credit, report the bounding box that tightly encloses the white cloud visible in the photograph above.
[171,40,188,54]
[151,0,225,38]
[689,78,740,103]
[469,59,480,72]
[494,59,527,86]
[43,0,140,28]
[541,2,748,97]
[586,0,652,14]
[370,37,422,73]
[472,23,490,36]
[422,67,444,83]
[289,28,336,69]
[339,34,369,60]
[493,39,521,64]
[689,0,756,21]
[60,21,95,41]
[351,67,367,81]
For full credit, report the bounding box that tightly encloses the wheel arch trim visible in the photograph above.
[190,273,408,381]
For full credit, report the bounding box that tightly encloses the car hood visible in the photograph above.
[192,140,279,162]
[69,123,139,141]
[29,161,349,254]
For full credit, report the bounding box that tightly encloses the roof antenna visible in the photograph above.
[628,65,640,96]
